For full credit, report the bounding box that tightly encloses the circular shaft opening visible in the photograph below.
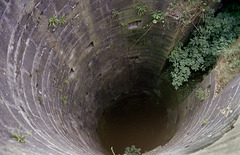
[98,81,178,154]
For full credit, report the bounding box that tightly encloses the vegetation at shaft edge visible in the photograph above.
[168,11,240,89]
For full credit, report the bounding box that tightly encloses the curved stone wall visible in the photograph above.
[0,0,239,155]
[156,71,240,155]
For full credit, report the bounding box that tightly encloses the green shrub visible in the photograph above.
[168,12,240,89]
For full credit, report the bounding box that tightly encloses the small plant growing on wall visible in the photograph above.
[201,119,209,126]
[59,86,68,104]
[37,96,42,105]
[112,11,120,18]
[58,14,67,24]
[60,95,68,104]
[150,10,167,24]
[196,87,210,101]
[124,145,141,155]
[111,145,141,155]
[35,69,40,75]
[135,2,148,16]
[196,88,205,101]
[59,87,63,93]
[12,129,28,144]
[64,79,69,84]
[49,14,67,28]
[120,22,128,27]
[49,15,59,27]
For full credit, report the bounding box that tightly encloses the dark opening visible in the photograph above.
[98,81,178,154]
[129,56,139,61]
[128,20,142,29]
[70,68,75,73]
[86,41,94,53]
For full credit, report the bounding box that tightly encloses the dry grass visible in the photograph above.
[167,0,211,24]
[214,38,240,96]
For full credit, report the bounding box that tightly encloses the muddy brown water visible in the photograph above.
[98,84,178,154]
